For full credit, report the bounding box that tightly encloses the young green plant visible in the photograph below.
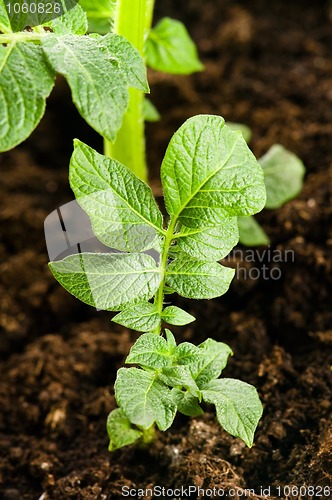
[49,114,266,450]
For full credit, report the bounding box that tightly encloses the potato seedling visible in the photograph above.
[49,115,266,450]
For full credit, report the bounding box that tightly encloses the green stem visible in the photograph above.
[104,0,155,182]
[153,217,177,334]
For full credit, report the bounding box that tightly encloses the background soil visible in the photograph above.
[0,0,332,498]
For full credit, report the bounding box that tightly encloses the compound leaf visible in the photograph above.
[166,258,235,299]
[42,33,148,142]
[49,252,161,311]
[202,378,263,448]
[238,216,269,246]
[176,217,239,261]
[69,140,163,252]
[146,17,203,75]
[162,306,196,326]
[161,115,266,227]
[260,144,305,209]
[191,339,233,388]
[113,302,160,332]
[126,333,173,369]
[115,367,177,430]
[172,388,204,417]
[107,408,142,451]
[0,42,55,152]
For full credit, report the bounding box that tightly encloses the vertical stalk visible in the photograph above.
[104,0,155,182]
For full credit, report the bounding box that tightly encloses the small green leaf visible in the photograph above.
[159,365,200,396]
[42,33,148,142]
[172,388,204,417]
[176,217,239,261]
[69,141,163,252]
[238,216,270,246]
[165,329,177,350]
[192,339,233,388]
[161,115,266,227]
[79,0,115,33]
[162,306,195,326]
[226,122,252,143]
[166,258,235,299]
[143,98,160,122]
[115,367,177,430]
[113,302,160,332]
[107,408,142,451]
[49,252,161,311]
[126,333,172,369]
[146,17,203,75]
[260,144,306,209]
[0,42,55,152]
[202,378,263,448]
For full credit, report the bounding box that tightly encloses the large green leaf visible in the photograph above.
[260,144,305,209]
[107,408,142,451]
[69,141,163,252]
[0,42,55,152]
[238,215,269,246]
[161,115,266,228]
[115,367,177,430]
[146,17,203,75]
[202,378,263,448]
[0,1,11,32]
[42,33,148,142]
[166,257,235,299]
[49,252,161,311]
[176,217,239,261]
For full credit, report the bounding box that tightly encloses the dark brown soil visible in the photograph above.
[1,0,332,499]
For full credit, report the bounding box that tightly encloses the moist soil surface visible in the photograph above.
[0,0,332,499]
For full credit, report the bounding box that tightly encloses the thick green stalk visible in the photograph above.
[104,0,155,181]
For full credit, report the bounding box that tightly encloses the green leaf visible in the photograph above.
[159,365,200,396]
[113,302,160,332]
[44,0,88,35]
[174,342,200,365]
[0,42,55,152]
[202,378,263,448]
[79,0,115,33]
[166,258,235,299]
[0,1,11,33]
[191,339,233,388]
[165,328,177,350]
[115,367,177,430]
[126,333,173,369]
[238,216,269,246]
[42,33,148,142]
[260,144,305,209]
[161,115,266,228]
[69,141,163,252]
[176,217,239,261]
[107,408,142,451]
[226,122,252,143]
[171,388,204,417]
[143,98,160,122]
[162,306,196,326]
[146,17,203,75]
[48,252,161,311]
